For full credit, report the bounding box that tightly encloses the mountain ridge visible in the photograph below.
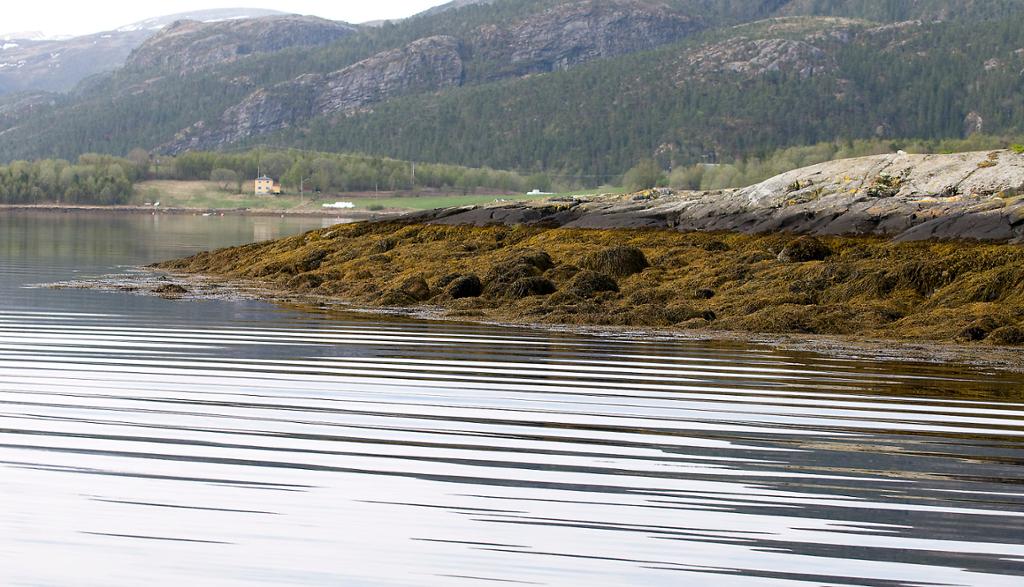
[0,8,294,94]
[3,0,1024,179]
[123,15,356,73]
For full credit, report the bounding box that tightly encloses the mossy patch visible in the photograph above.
[778,236,831,263]
[566,270,619,298]
[580,246,649,277]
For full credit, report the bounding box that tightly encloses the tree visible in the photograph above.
[127,148,151,179]
[622,159,665,191]
[260,152,292,179]
[211,168,239,192]
[526,173,552,192]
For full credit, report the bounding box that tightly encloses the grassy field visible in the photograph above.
[133,181,622,212]
[133,181,311,210]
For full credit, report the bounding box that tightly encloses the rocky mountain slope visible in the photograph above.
[0,8,285,95]
[165,35,466,152]
[273,13,1024,176]
[161,0,699,153]
[417,1,497,18]
[473,0,700,76]
[0,31,151,94]
[124,16,356,73]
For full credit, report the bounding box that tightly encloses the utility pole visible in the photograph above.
[299,176,312,196]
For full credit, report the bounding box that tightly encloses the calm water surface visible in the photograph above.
[1,211,1023,586]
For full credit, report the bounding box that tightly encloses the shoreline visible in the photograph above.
[0,204,399,219]
[46,213,1024,372]
[48,268,1024,373]
[150,221,1024,352]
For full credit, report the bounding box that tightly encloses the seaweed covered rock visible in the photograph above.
[434,273,462,289]
[666,304,716,324]
[778,236,831,263]
[484,249,556,296]
[448,274,483,299]
[287,273,324,290]
[988,325,1024,346]
[702,240,730,252]
[297,249,328,272]
[512,249,555,271]
[567,270,619,298]
[152,283,189,296]
[581,245,649,277]
[485,263,540,295]
[547,264,580,282]
[957,316,1003,342]
[377,290,417,306]
[155,220,1024,347]
[506,276,556,299]
[398,275,432,301]
[694,288,715,299]
[372,237,398,253]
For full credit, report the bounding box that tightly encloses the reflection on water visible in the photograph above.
[1,211,1023,586]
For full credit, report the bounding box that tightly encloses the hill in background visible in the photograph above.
[2,0,1024,184]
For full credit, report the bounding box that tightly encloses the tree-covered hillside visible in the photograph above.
[2,0,1024,179]
[272,16,1024,180]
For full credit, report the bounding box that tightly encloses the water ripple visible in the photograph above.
[2,212,1023,586]
[1,306,1023,587]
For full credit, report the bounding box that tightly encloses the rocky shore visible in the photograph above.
[144,151,1024,356]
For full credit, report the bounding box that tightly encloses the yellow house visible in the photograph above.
[254,175,282,195]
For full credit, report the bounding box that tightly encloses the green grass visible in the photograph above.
[133,180,626,212]
[133,181,308,210]
[159,194,309,210]
[346,193,537,210]
[346,188,627,211]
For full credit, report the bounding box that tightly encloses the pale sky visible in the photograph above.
[2,1,448,37]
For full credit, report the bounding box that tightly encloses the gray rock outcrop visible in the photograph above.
[410,150,1024,243]
[125,16,356,72]
[474,0,702,76]
[685,38,835,78]
[163,36,464,153]
[315,36,464,115]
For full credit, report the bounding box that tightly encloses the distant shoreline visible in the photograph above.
[0,204,394,219]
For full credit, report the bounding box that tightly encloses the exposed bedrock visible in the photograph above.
[412,151,1024,242]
